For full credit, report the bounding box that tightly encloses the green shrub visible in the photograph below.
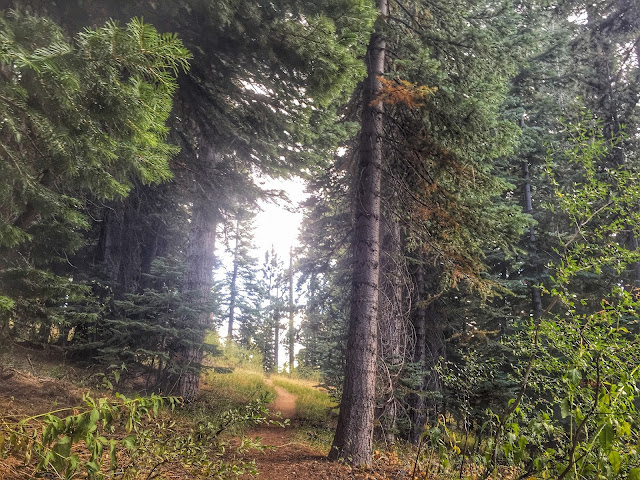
[0,391,275,479]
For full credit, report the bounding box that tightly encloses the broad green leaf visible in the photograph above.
[608,450,621,474]
[599,424,614,451]
[629,468,640,480]
[109,439,118,470]
[122,434,137,450]
[89,408,99,429]
[567,368,581,385]
[65,454,79,480]
[52,436,72,472]
[618,421,632,437]
[560,398,571,419]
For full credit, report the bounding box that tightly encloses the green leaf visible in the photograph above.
[629,468,640,480]
[52,436,72,472]
[0,295,15,311]
[599,424,614,451]
[88,408,100,432]
[567,368,581,385]
[109,439,118,470]
[65,454,79,480]
[122,434,137,450]
[560,398,571,419]
[608,450,621,474]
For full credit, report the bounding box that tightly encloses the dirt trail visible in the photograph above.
[239,380,405,480]
[0,367,406,479]
[265,379,296,420]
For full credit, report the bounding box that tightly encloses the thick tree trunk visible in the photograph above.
[329,0,387,465]
[116,195,140,293]
[176,195,217,400]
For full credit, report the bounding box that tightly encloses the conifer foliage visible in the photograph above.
[0,10,190,349]
[1,2,639,476]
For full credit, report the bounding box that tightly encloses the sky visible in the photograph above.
[253,176,306,260]
[218,175,307,370]
[255,177,307,371]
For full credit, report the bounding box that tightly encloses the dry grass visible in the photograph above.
[270,375,337,426]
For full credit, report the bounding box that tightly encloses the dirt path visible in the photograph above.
[265,379,297,420]
[239,380,407,480]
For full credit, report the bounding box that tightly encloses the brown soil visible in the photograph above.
[0,359,410,480]
[239,426,409,480]
[265,379,297,420]
[240,380,409,480]
[0,364,87,479]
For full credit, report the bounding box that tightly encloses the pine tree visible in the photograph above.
[0,0,376,399]
[327,0,529,460]
[0,10,189,348]
[223,210,260,343]
[329,0,388,465]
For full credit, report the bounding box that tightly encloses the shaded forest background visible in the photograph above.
[1,0,640,478]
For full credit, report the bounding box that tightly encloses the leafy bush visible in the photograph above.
[0,391,274,479]
[205,333,265,373]
[481,120,640,480]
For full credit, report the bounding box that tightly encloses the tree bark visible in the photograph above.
[377,215,408,445]
[329,0,387,465]
[522,160,543,320]
[227,220,240,341]
[176,194,217,401]
[289,246,295,373]
[274,306,280,372]
[407,261,445,444]
[408,261,428,444]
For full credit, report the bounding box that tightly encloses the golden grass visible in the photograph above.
[202,368,275,411]
[270,375,337,426]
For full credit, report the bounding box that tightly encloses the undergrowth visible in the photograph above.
[195,335,275,425]
[0,391,275,479]
[199,369,275,419]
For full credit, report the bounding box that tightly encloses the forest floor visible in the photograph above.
[0,349,412,479]
[237,379,409,480]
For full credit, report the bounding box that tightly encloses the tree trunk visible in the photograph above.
[228,220,240,341]
[274,307,280,372]
[289,247,295,373]
[176,195,217,400]
[377,215,408,445]
[408,261,445,444]
[522,160,543,320]
[329,0,387,465]
[408,261,427,444]
[522,161,535,243]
